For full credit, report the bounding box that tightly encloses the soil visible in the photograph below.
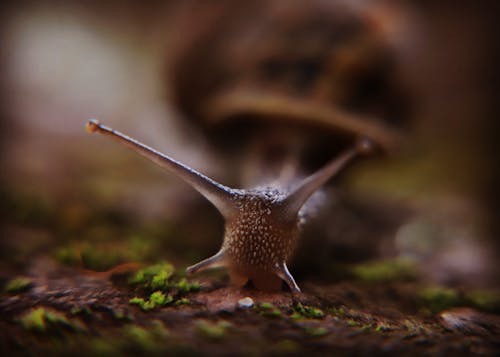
[1,256,499,356]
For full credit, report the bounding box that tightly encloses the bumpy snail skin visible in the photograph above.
[86,118,373,292]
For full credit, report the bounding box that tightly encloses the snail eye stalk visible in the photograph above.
[280,137,375,220]
[85,119,238,219]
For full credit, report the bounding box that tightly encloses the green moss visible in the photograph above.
[130,296,146,304]
[80,245,125,272]
[293,303,324,319]
[176,278,200,293]
[347,319,357,327]
[375,323,392,332]
[44,310,70,325]
[69,306,93,316]
[54,245,81,266]
[195,320,231,340]
[417,287,500,314]
[466,290,500,313]
[150,320,170,339]
[402,319,429,337]
[111,309,132,321]
[20,308,46,331]
[129,291,173,311]
[150,291,169,305]
[304,326,328,337]
[175,298,190,306]
[128,262,174,290]
[360,324,372,332]
[150,270,171,290]
[4,277,33,293]
[126,234,159,262]
[19,307,85,332]
[125,325,156,348]
[55,233,162,272]
[84,321,170,355]
[351,258,417,283]
[330,306,346,316]
[258,302,281,317]
[417,286,460,313]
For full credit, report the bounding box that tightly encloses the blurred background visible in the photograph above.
[0,0,498,288]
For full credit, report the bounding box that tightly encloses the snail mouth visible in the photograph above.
[202,88,403,153]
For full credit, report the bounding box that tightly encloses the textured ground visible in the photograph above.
[1,255,499,356]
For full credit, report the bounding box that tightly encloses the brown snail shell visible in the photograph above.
[167,0,409,153]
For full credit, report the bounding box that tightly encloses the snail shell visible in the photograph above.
[168,0,409,154]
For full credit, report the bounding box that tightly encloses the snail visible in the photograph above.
[86,118,375,292]
[164,0,410,267]
[85,2,410,291]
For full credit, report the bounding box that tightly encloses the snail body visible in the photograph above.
[86,119,372,292]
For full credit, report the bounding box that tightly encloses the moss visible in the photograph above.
[402,319,431,337]
[4,277,33,293]
[150,291,170,306]
[293,303,324,319]
[150,270,172,290]
[80,245,126,272]
[347,319,358,327]
[195,320,231,340]
[125,325,156,349]
[360,324,372,332]
[56,232,162,272]
[54,245,81,266]
[375,323,393,332]
[69,306,93,316]
[304,326,328,337]
[111,309,132,321]
[20,308,46,331]
[330,306,346,316]
[465,290,500,313]
[19,307,85,332]
[176,278,200,293]
[175,298,190,306]
[150,320,170,339]
[84,322,170,355]
[109,322,170,353]
[417,287,500,314]
[126,234,160,262]
[257,302,281,317]
[128,262,174,290]
[351,258,417,283]
[417,286,460,313]
[259,302,274,309]
[129,291,173,311]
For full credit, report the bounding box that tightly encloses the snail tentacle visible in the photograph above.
[86,119,238,219]
[186,249,227,275]
[281,137,374,220]
[276,262,301,293]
